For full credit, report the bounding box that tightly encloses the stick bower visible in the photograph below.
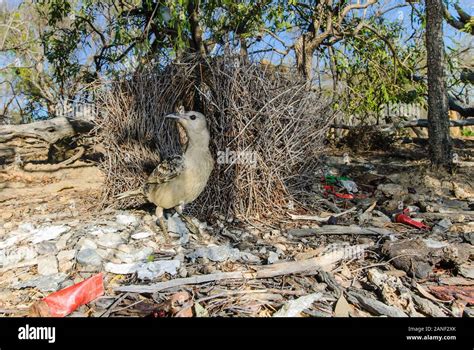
[95,56,334,221]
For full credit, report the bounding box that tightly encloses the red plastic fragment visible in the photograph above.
[40,273,104,317]
[323,185,355,199]
[394,212,430,230]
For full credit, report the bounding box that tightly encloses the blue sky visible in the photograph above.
[1,0,472,117]
[2,0,472,65]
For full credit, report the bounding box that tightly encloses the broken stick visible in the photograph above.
[115,243,373,293]
[287,225,393,237]
[347,290,408,317]
[288,207,357,222]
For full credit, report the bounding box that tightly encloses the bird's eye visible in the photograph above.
[190,114,197,120]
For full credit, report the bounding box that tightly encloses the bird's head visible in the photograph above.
[165,111,210,147]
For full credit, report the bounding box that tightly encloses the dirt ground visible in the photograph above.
[0,140,473,317]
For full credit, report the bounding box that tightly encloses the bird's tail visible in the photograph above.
[115,188,145,200]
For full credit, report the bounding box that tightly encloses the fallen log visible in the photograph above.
[346,289,408,317]
[331,118,474,130]
[400,118,474,128]
[115,243,373,293]
[448,96,474,118]
[0,117,94,143]
[0,117,95,165]
[412,294,447,317]
[287,225,393,237]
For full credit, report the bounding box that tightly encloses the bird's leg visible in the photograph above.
[155,206,170,242]
[174,203,201,236]
[174,203,184,215]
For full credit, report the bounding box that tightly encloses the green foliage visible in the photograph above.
[333,20,427,120]
[461,129,474,137]
[1,0,469,124]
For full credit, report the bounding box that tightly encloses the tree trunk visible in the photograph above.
[187,0,206,57]
[426,0,453,170]
[294,35,315,81]
[294,31,327,82]
[239,37,249,64]
[0,117,95,165]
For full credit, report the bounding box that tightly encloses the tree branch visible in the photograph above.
[337,0,378,28]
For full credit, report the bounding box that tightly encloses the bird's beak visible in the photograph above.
[165,113,181,120]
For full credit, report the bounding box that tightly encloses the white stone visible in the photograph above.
[30,225,70,244]
[105,259,180,280]
[168,215,189,243]
[3,246,37,267]
[96,248,110,259]
[19,223,35,232]
[96,233,125,248]
[13,274,67,292]
[131,231,153,240]
[116,214,139,227]
[79,238,98,251]
[188,245,241,262]
[37,255,59,275]
[17,246,37,261]
[77,249,102,266]
[57,250,76,262]
[0,250,5,266]
[88,226,119,236]
[188,245,260,263]
[268,251,279,264]
[0,236,18,250]
[55,232,73,251]
[115,247,154,264]
[35,241,58,255]
[273,293,323,317]
[422,239,449,249]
